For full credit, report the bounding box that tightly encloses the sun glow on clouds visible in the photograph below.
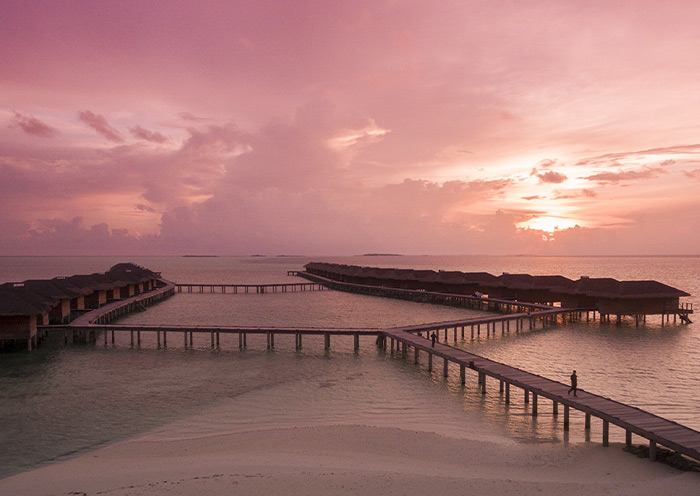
[2,1,700,255]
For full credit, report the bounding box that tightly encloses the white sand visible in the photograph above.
[2,420,698,495]
[3,358,698,495]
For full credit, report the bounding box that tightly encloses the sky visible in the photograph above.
[2,0,700,256]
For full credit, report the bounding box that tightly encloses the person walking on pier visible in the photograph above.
[568,370,578,396]
[431,332,437,348]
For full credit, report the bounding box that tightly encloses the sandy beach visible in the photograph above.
[2,411,698,496]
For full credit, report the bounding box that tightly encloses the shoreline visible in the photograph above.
[2,424,697,495]
[2,395,698,496]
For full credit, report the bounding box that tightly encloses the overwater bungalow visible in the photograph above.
[303,263,692,322]
[0,288,45,350]
[0,263,163,351]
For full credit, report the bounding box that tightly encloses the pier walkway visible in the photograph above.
[54,322,379,350]
[175,282,326,293]
[384,328,700,464]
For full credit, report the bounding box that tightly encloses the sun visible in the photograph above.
[519,216,578,233]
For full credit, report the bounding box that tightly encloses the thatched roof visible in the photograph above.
[0,288,48,316]
[302,263,691,301]
[0,263,162,318]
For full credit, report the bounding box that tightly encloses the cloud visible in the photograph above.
[584,167,665,184]
[523,195,544,201]
[537,158,558,168]
[553,189,597,200]
[683,169,700,180]
[537,170,567,184]
[576,144,700,167]
[327,119,390,150]
[11,112,59,137]
[0,217,149,256]
[78,110,124,142]
[129,125,168,143]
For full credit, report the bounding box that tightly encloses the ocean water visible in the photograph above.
[0,255,699,478]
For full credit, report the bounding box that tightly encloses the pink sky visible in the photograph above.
[2,0,700,256]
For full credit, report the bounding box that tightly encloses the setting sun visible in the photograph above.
[519,216,579,233]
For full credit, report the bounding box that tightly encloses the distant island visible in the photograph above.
[361,253,403,257]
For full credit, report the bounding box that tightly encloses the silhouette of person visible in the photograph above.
[431,332,437,348]
[568,370,578,396]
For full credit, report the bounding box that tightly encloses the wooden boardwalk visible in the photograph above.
[51,322,379,351]
[384,327,700,463]
[175,282,326,293]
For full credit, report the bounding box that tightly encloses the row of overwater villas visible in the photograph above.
[304,262,692,317]
[0,263,163,350]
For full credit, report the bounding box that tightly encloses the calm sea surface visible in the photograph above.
[1,255,699,478]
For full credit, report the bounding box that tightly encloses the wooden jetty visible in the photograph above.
[382,327,700,464]
[54,323,379,351]
[175,282,327,294]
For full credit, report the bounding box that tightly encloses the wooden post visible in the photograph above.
[553,401,558,417]
[163,331,167,347]
[603,420,609,446]
[189,331,193,346]
[157,331,161,349]
[564,405,570,431]
[460,364,465,384]
[325,333,330,350]
[649,440,657,461]
[524,389,529,404]
[130,330,134,347]
[184,331,187,347]
[443,358,448,377]
[354,333,359,351]
[211,331,215,349]
[428,353,433,372]
[414,347,419,364]
[505,382,510,404]
[499,380,504,393]
[626,430,632,448]
[480,372,486,394]
[111,330,115,345]
[239,332,243,349]
[216,332,220,349]
[532,393,538,416]
[585,413,591,430]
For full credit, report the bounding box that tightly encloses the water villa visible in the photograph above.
[302,262,693,324]
[0,263,164,350]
